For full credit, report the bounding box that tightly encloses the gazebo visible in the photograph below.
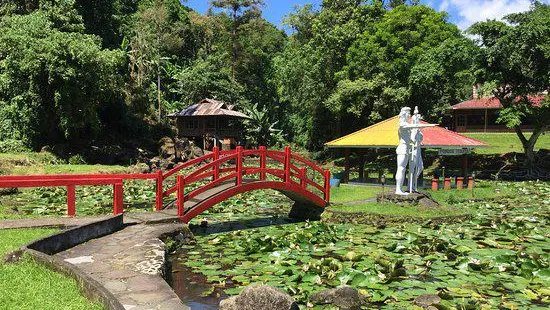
[325,116,487,183]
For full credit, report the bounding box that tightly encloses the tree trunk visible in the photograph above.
[231,8,237,80]
[515,125,546,167]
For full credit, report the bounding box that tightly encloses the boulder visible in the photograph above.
[413,294,441,308]
[219,285,298,310]
[310,286,366,310]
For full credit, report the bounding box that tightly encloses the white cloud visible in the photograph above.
[438,0,533,30]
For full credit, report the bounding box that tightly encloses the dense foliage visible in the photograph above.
[0,0,547,159]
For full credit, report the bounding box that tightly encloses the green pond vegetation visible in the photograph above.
[0,228,105,310]
[171,181,550,309]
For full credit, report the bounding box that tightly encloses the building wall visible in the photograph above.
[452,109,533,132]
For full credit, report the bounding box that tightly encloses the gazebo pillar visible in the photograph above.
[344,148,350,183]
[462,153,469,176]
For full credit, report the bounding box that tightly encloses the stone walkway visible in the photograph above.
[55,221,189,310]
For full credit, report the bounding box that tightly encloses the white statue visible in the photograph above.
[409,106,423,193]
[395,107,435,195]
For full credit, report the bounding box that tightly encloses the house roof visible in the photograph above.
[325,116,487,149]
[449,95,545,110]
[168,98,251,119]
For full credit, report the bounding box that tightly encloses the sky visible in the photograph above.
[184,0,549,31]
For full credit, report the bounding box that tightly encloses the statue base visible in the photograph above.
[377,192,438,208]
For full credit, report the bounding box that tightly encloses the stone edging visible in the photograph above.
[323,209,472,225]
[20,214,126,310]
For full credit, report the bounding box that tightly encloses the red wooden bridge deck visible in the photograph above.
[0,146,330,223]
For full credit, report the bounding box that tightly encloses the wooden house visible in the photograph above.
[448,95,543,132]
[168,98,251,149]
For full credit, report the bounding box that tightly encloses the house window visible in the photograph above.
[457,115,467,127]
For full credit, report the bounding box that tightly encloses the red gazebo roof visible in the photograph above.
[325,116,487,149]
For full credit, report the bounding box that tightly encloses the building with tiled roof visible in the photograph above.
[448,95,544,132]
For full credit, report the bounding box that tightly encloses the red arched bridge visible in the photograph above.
[0,147,330,223]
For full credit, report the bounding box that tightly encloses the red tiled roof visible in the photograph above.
[419,121,487,148]
[449,95,545,110]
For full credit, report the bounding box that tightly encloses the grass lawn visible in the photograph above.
[330,184,381,203]
[464,132,550,154]
[426,179,515,204]
[0,152,127,175]
[0,228,105,310]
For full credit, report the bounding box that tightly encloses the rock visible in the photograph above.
[310,286,366,310]
[40,145,52,153]
[128,163,151,174]
[219,296,238,310]
[3,249,24,264]
[413,294,441,308]
[376,192,438,208]
[219,285,298,310]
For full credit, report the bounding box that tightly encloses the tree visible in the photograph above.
[468,3,550,166]
[124,0,193,120]
[209,0,264,79]
[0,11,124,148]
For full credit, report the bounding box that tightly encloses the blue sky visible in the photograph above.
[184,0,548,31]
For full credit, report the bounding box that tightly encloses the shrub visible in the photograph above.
[68,154,86,165]
[0,139,30,153]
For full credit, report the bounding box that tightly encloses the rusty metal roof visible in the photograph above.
[325,116,487,149]
[168,98,251,119]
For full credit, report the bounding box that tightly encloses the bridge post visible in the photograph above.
[155,170,163,211]
[213,146,219,181]
[177,175,185,217]
[259,146,266,180]
[236,146,243,185]
[67,185,76,216]
[324,169,331,203]
[300,167,306,189]
[113,182,123,215]
[284,146,291,184]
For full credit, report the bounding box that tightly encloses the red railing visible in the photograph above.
[158,146,330,221]
[0,146,329,220]
[0,173,158,216]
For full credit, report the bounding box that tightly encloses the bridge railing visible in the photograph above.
[161,146,330,217]
[0,173,158,216]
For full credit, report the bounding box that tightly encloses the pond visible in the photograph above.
[167,182,549,309]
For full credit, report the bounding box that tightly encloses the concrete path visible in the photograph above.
[55,221,189,310]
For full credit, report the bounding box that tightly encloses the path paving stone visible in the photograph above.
[55,222,190,310]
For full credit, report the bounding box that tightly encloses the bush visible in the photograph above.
[0,139,30,153]
[68,154,86,165]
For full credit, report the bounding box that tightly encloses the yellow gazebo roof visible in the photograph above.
[325,116,487,149]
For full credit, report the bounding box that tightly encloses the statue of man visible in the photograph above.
[409,107,424,193]
[395,107,412,195]
[395,107,435,195]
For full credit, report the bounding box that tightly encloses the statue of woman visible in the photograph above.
[409,107,424,193]
[395,107,435,195]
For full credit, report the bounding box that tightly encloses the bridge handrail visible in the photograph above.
[0,173,146,216]
[163,153,215,179]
